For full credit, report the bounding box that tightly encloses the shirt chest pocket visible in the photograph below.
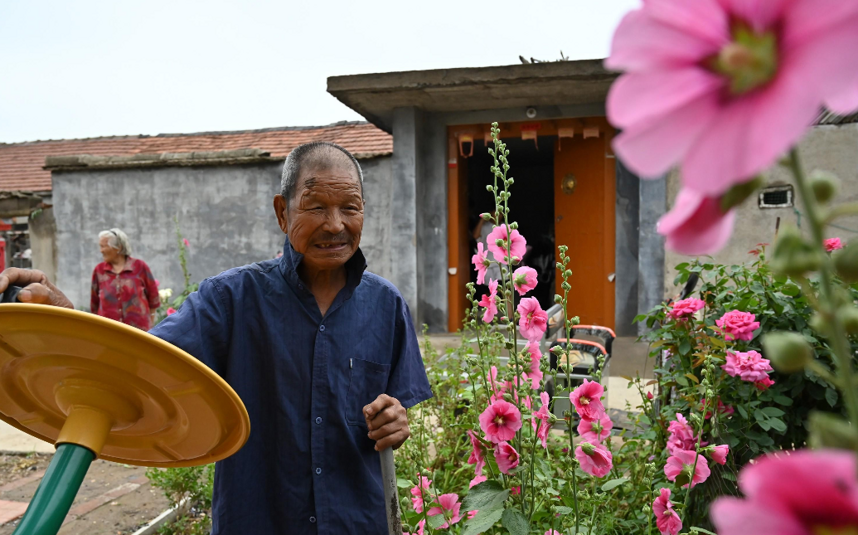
[346,358,391,426]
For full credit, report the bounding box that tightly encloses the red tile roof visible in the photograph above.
[0,121,393,193]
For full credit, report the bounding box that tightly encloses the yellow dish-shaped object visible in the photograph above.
[0,303,249,467]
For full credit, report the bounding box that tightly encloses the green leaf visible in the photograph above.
[761,407,785,417]
[768,417,787,433]
[397,478,412,489]
[678,340,692,356]
[690,527,719,535]
[773,395,794,406]
[721,471,737,482]
[463,481,509,513]
[555,506,573,515]
[463,508,505,535]
[427,514,448,530]
[754,408,767,422]
[757,419,772,431]
[781,284,800,297]
[826,388,839,408]
[502,509,530,535]
[600,477,629,492]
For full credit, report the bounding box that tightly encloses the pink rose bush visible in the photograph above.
[722,349,773,382]
[824,237,844,252]
[716,310,760,341]
[666,413,701,455]
[652,488,682,535]
[667,297,705,320]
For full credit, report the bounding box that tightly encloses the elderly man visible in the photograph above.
[0,142,433,535]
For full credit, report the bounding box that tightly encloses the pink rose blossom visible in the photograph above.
[570,379,606,420]
[665,449,710,488]
[427,493,463,529]
[478,400,522,443]
[575,441,613,478]
[711,444,730,465]
[517,297,548,342]
[657,187,738,256]
[711,449,858,535]
[824,237,844,252]
[479,279,499,323]
[524,341,543,389]
[653,488,683,535]
[487,225,527,265]
[647,391,654,400]
[410,475,432,513]
[494,442,520,475]
[722,350,773,382]
[469,474,487,489]
[471,242,491,285]
[578,413,613,443]
[667,297,706,320]
[606,0,858,198]
[166,307,177,315]
[716,310,760,341]
[755,376,776,391]
[512,266,538,296]
[467,430,486,476]
[667,413,701,455]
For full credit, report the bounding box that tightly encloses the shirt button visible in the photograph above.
[319,325,325,332]
[315,417,322,425]
[315,467,322,475]
[309,516,316,523]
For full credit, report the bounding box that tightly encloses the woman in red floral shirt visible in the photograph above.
[91,228,160,330]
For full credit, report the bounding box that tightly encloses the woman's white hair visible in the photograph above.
[98,228,132,256]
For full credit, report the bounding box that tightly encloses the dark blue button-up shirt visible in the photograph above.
[149,237,433,534]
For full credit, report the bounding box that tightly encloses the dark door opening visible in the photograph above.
[467,137,556,310]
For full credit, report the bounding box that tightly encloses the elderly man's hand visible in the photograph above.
[0,268,74,309]
[364,394,409,452]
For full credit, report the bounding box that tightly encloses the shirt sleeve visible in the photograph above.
[140,262,161,310]
[90,269,100,314]
[385,296,433,410]
[148,278,231,376]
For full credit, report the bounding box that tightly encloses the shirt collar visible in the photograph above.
[278,235,367,293]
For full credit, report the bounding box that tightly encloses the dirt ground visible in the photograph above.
[0,452,170,535]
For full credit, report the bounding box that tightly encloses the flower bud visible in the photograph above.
[550,346,564,355]
[809,170,840,204]
[833,243,858,283]
[554,294,563,304]
[480,212,493,221]
[761,331,812,373]
[486,185,493,192]
[580,442,595,455]
[510,222,518,230]
[809,411,858,450]
[770,225,822,276]
[503,393,513,402]
[809,313,830,336]
[837,306,858,335]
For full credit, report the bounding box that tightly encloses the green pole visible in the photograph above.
[12,443,94,535]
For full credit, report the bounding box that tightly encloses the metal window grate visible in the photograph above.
[759,186,794,209]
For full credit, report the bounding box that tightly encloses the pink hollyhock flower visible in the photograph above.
[183,238,190,249]
[467,430,486,476]
[652,488,683,535]
[524,341,543,389]
[570,379,606,420]
[606,0,858,197]
[711,449,858,535]
[667,297,706,320]
[545,531,562,535]
[427,493,463,529]
[479,400,522,443]
[166,307,177,315]
[512,266,538,296]
[722,350,773,382]
[667,413,699,455]
[511,486,521,495]
[403,519,426,535]
[711,444,730,465]
[410,475,432,513]
[494,442,521,475]
[665,449,710,488]
[467,510,478,520]
[487,225,527,265]
[532,392,552,448]
[479,279,499,323]
[486,366,503,398]
[575,441,613,478]
[824,237,844,252]
[517,297,548,342]
[716,310,760,341]
[578,413,613,443]
[472,242,491,285]
[755,376,775,391]
[658,188,739,255]
[469,474,487,489]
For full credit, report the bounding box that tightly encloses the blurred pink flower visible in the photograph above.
[570,379,606,420]
[410,475,432,513]
[479,279,499,323]
[667,297,705,320]
[512,266,538,296]
[702,398,735,419]
[711,449,858,535]
[667,413,700,455]
[575,441,613,478]
[647,391,654,400]
[154,279,160,287]
[717,310,760,341]
[427,493,463,529]
[511,486,521,495]
[403,519,425,535]
[469,474,487,489]
[472,242,491,285]
[467,430,486,476]
[467,510,479,520]
[545,531,562,535]
[517,297,548,342]
[478,400,522,443]
[578,413,613,443]
[653,488,683,535]
[711,444,730,465]
[183,238,190,249]
[665,449,710,488]
[487,225,527,265]
[755,376,776,391]
[166,307,177,316]
[658,188,737,255]
[494,442,520,475]
[824,237,844,252]
[606,0,858,196]
[524,341,543,389]
[722,350,773,382]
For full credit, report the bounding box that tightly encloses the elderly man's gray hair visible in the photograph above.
[279,142,364,207]
[98,228,132,256]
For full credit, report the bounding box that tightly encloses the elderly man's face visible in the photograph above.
[274,162,364,272]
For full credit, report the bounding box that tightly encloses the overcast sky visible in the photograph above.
[0,0,638,143]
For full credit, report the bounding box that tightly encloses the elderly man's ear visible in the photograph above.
[273,195,289,234]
